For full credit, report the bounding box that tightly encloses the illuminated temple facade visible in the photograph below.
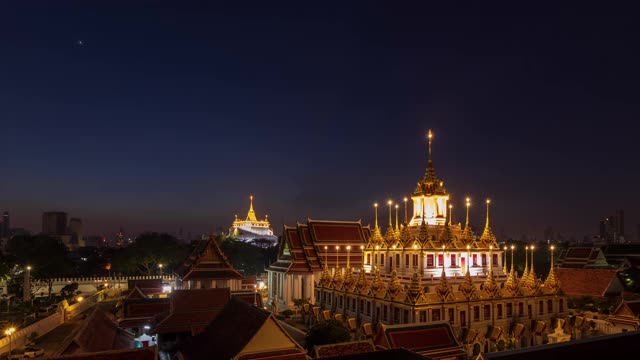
[267,130,567,351]
[229,196,277,243]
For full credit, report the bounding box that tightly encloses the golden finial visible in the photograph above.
[524,245,529,279]
[249,195,254,211]
[335,245,340,268]
[374,203,379,229]
[489,245,493,272]
[448,203,453,226]
[346,245,351,268]
[403,197,408,224]
[387,200,393,228]
[530,244,535,278]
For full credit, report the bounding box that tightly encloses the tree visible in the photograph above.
[111,233,189,276]
[5,234,73,297]
[305,320,351,352]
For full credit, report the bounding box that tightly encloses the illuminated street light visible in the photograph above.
[5,327,16,354]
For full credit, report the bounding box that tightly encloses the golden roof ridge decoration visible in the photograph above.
[524,245,539,291]
[483,246,501,298]
[387,270,403,295]
[400,224,415,248]
[355,267,369,291]
[434,265,455,302]
[458,267,479,300]
[343,266,354,289]
[331,267,343,288]
[503,267,519,296]
[407,267,423,298]
[370,266,384,293]
[320,261,332,288]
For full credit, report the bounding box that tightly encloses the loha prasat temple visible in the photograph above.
[267,130,567,354]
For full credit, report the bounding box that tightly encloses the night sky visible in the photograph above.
[1,3,639,241]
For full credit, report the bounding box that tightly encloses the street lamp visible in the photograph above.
[158,263,164,276]
[4,327,15,355]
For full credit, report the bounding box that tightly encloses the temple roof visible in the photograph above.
[374,321,465,359]
[153,288,231,335]
[50,347,157,360]
[270,220,367,273]
[554,268,623,298]
[321,348,425,360]
[61,308,134,356]
[480,330,640,359]
[313,340,375,358]
[174,236,244,281]
[177,297,306,360]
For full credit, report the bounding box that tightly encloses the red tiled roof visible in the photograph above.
[481,331,640,359]
[236,349,309,360]
[176,236,244,281]
[554,268,620,298]
[308,220,366,269]
[127,279,163,292]
[374,322,465,358]
[51,347,156,360]
[65,308,134,354]
[153,288,230,335]
[124,299,170,318]
[314,340,375,358]
[178,297,305,360]
[565,248,593,259]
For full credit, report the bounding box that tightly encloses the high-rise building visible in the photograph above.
[68,218,85,248]
[0,211,9,238]
[599,210,625,244]
[42,211,68,236]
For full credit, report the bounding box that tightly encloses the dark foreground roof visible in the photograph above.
[177,297,270,360]
[482,330,640,359]
[321,348,427,360]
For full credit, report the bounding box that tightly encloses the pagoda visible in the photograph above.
[229,196,277,243]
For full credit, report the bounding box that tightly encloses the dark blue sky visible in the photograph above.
[1,3,639,241]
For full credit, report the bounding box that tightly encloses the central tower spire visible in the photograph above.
[246,195,258,222]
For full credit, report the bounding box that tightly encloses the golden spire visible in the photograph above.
[246,195,258,222]
[503,246,508,274]
[417,195,429,246]
[395,204,400,232]
[374,203,379,229]
[388,269,402,294]
[403,197,408,224]
[480,199,496,247]
[346,245,351,268]
[321,246,331,287]
[528,244,536,283]
[428,129,433,164]
[384,200,395,244]
[521,246,529,285]
[461,198,475,245]
[483,245,500,297]
[448,203,453,226]
[510,245,515,275]
[544,245,560,293]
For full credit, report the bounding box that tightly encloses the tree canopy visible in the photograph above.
[111,232,189,276]
[4,234,73,277]
[304,319,351,352]
[220,238,277,275]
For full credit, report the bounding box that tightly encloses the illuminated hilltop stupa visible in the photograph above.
[229,196,277,243]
